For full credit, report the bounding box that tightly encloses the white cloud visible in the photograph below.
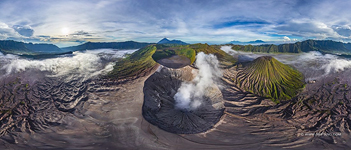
[0,22,31,40]
[0,48,137,79]
[13,25,34,37]
[0,0,351,44]
[282,36,298,42]
[283,36,290,41]
[274,19,341,39]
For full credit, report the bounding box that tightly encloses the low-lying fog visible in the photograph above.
[221,46,351,81]
[0,49,138,80]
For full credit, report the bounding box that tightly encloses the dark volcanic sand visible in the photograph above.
[0,62,350,149]
[157,55,191,69]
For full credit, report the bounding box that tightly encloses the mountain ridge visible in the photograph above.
[229,40,266,45]
[231,39,351,54]
[0,40,62,55]
[61,41,154,51]
[1,39,351,56]
[157,38,188,45]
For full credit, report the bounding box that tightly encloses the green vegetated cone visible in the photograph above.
[236,56,304,103]
[107,45,157,79]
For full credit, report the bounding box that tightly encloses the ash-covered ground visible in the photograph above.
[221,46,351,149]
[0,47,350,150]
[143,53,225,134]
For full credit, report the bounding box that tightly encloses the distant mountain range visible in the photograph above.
[61,41,153,51]
[0,40,62,55]
[231,39,351,54]
[0,40,154,56]
[157,38,188,45]
[229,40,266,45]
[0,39,182,56]
[2,39,351,56]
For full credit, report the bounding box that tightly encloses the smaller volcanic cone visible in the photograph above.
[236,56,304,103]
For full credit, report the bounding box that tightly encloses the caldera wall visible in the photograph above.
[142,66,224,134]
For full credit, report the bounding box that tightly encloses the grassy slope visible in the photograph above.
[191,44,236,66]
[152,44,196,63]
[107,43,237,80]
[106,45,157,79]
[153,43,236,66]
[236,56,304,103]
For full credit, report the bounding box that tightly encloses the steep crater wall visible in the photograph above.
[142,66,224,134]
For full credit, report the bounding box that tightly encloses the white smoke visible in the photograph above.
[174,52,222,110]
[84,49,138,61]
[220,46,238,55]
[0,49,137,80]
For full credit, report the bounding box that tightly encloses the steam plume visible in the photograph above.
[174,52,222,110]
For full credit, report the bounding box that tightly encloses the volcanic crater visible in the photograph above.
[142,66,225,134]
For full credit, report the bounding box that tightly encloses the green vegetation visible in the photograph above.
[191,43,237,66]
[231,40,351,54]
[152,44,196,63]
[152,45,176,61]
[106,45,158,79]
[153,43,236,66]
[235,56,305,103]
[107,43,237,79]
[176,48,196,63]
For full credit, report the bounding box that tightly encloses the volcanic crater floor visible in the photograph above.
[156,55,191,69]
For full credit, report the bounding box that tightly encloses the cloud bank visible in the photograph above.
[0,49,137,80]
[0,0,351,45]
[289,51,351,80]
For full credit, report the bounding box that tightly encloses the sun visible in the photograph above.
[61,27,70,35]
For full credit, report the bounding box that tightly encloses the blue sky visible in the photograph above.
[0,0,351,47]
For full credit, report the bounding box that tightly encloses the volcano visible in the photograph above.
[235,56,305,102]
[142,66,224,134]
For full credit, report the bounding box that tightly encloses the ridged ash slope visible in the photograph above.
[235,56,304,103]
